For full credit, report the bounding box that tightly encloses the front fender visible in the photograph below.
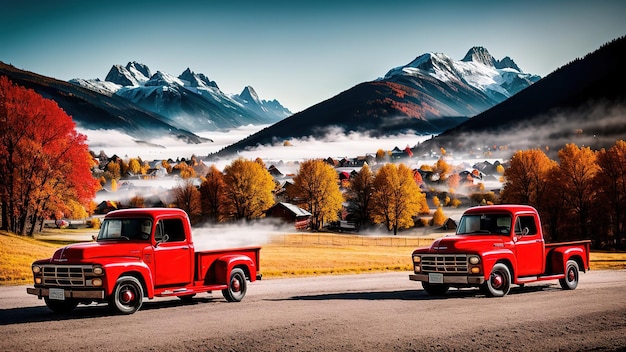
[214,254,256,285]
[481,249,516,281]
[102,259,154,298]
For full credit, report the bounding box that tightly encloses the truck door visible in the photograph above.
[513,215,544,276]
[153,218,193,287]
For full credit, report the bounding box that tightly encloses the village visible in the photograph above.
[89,143,506,235]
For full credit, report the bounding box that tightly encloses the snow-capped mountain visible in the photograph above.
[384,47,540,103]
[70,62,291,132]
[232,86,292,119]
[214,47,541,157]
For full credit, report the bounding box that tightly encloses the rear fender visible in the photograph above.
[214,255,256,285]
[550,246,588,274]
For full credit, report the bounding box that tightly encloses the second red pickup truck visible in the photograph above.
[27,208,261,314]
[410,204,590,297]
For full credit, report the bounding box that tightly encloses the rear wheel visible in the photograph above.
[422,282,450,296]
[559,260,579,290]
[109,276,144,314]
[222,268,247,302]
[485,263,511,297]
[44,297,78,314]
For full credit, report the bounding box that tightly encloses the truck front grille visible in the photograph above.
[41,265,96,287]
[421,255,468,273]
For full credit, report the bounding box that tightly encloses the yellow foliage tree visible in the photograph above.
[128,158,141,174]
[223,158,275,220]
[370,163,428,235]
[432,206,446,226]
[288,159,344,231]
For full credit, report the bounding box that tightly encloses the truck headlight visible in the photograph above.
[413,256,421,263]
[92,278,103,287]
[32,265,41,274]
[469,256,480,265]
[93,266,104,275]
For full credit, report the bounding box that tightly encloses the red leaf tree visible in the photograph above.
[0,77,99,235]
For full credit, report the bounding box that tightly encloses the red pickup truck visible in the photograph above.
[27,208,261,314]
[410,204,590,297]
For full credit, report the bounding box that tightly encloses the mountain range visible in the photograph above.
[70,62,291,132]
[213,46,540,156]
[413,36,626,159]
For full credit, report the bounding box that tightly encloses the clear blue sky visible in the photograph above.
[1,0,625,113]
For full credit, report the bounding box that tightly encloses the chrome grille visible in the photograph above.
[420,255,468,273]
[41,265,95,287]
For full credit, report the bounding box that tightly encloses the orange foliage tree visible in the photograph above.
[554,144,599,240]
[0,77,99,235]
[345,164,374,227]
[199,165,228,223]
[594,141,626,247]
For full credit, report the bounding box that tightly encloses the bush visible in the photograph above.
[88,217,101,229]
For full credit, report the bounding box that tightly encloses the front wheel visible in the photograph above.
[422,282,449,296]
[484,263,511,297]
[222,268,247,302]
[109,276,144,314]
[559,260,579,290]
[44,297,78,314]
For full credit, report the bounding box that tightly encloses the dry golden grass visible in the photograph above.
[1,231,624,286]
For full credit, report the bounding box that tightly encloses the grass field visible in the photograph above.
[1,230,625,286]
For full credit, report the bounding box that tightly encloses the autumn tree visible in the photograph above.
[288,159,343,231]
[555,143,599,240]
[432,206,446,226]
[172,179,202,224]
[128,158,141,174]
[370,163,428,235]
[594,140,626,247]
[0,77,99,235]
[432,157,453,182]
[345,164,374,227]
[223,158,275,221]
[200,165,228,223]
[501,149,557,209]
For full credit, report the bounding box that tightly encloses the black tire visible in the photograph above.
[422,282,450,296]
[109,276,144,314]
[485,263,511,297]
[559,260,579,290]
[222,268,247,302]
[44,297,78,314]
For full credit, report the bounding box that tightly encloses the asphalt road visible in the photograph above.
[2,270,626,351]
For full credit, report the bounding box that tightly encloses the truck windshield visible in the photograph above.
[98,218,153,241]
[456,213,512,235]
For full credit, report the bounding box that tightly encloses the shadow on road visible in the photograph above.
[0,296,217,325]
[274,284,555,301]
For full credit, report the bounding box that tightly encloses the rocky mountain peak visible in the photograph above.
[462,46,496,67]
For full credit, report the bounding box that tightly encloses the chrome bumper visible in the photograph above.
[409,274,485,285]
[27,287,105,300]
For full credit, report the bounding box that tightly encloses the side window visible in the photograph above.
[160,219,186,242]
[515,216,537,236]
